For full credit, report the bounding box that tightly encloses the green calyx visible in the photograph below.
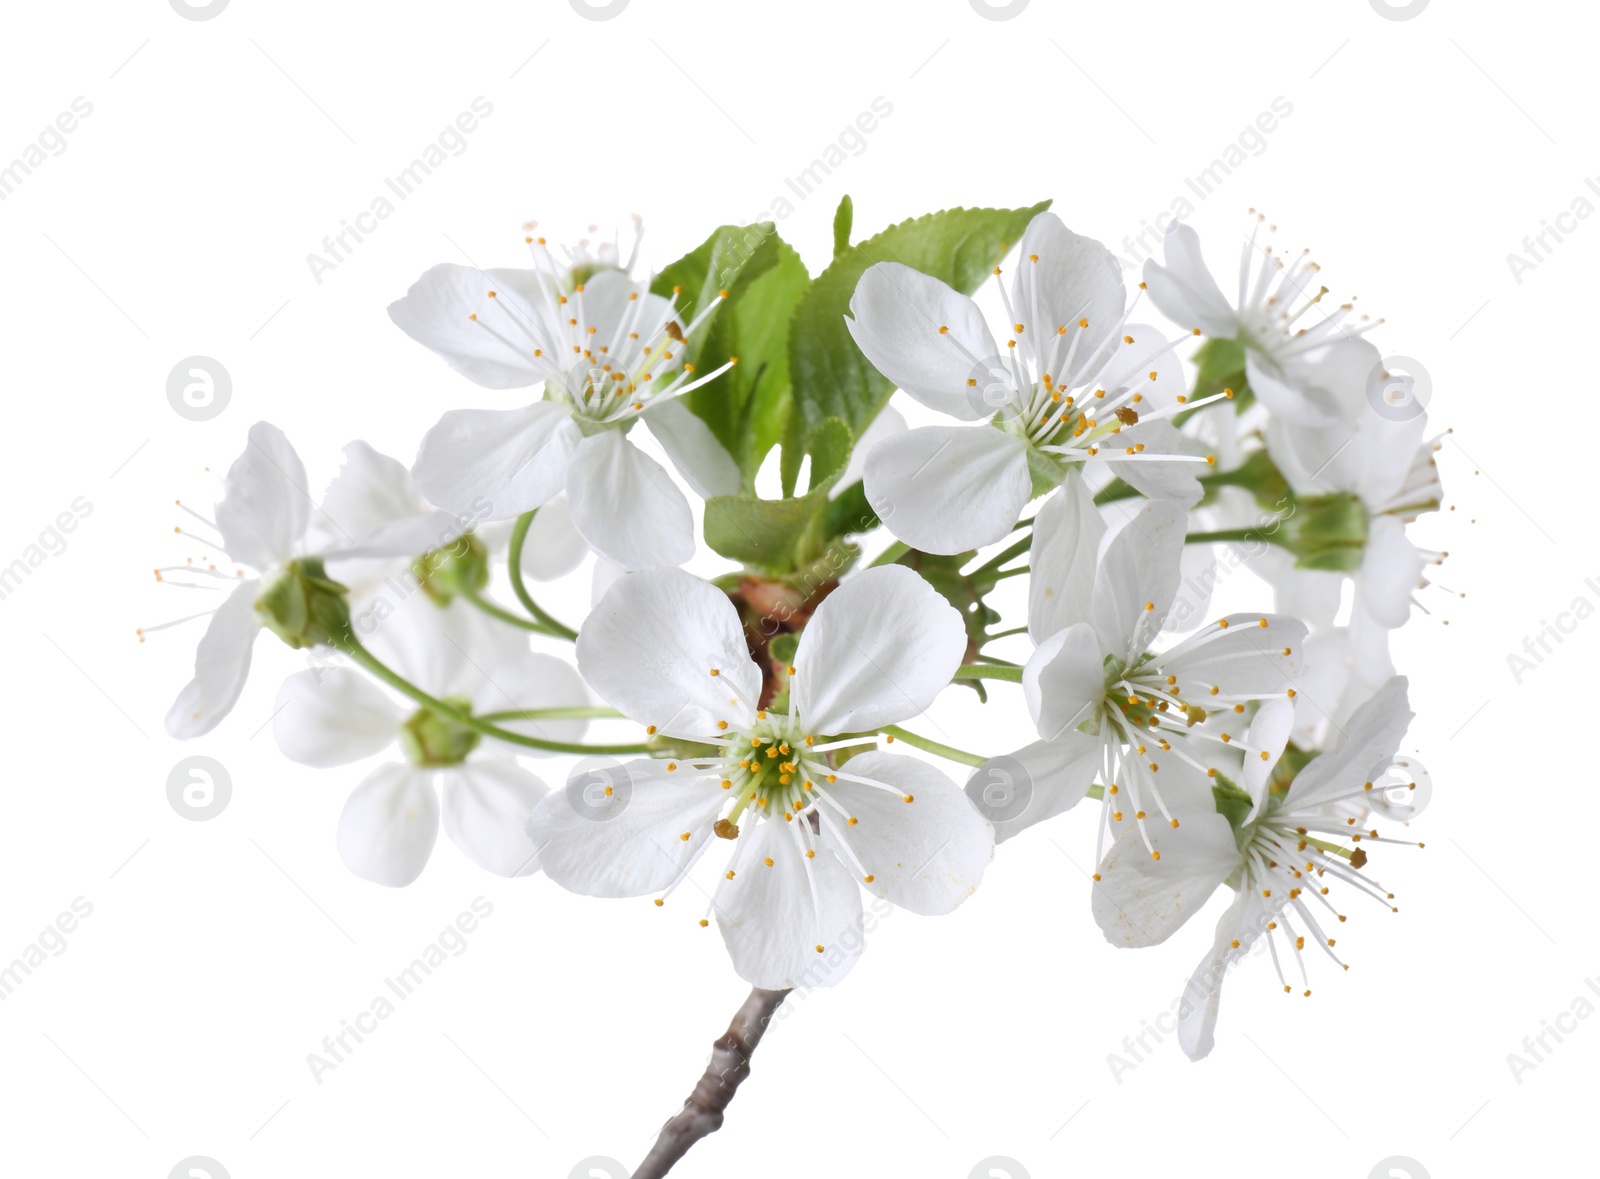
[420,534,491,605]
[399,697,481,767]
[256,558,351,650]
[1211,774,1255,834]
[1278,493,1369,572]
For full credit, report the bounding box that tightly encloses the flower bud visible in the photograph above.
[398,699,481,767]
[255,558,351,650]
[419,534,490,605]
[1278,493,1369,572]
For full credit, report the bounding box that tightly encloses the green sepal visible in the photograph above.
[1211,774,1255,833]
[419,534,491,605]
[399,697,481,767]
[255,558,351,650]
[1281,493,1369,572]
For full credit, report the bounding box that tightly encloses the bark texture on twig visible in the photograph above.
[632,986,791,1179]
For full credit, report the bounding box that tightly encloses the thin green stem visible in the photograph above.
[880,725,987,768]
[983,626,1030,642]
[459,585,556,635]
[868,540,911,568]
[336,636,649,755]
[507,512,579,641]
[1093,478,1140,506]
[953,663,1023,684]
[477,706,624,722]
[969,534,1032,579]
[991,565,1028,581]
[1185,528,1287,547]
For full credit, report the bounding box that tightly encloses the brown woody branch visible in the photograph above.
[632,986,791,1179]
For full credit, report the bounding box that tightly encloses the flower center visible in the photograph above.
[1232,797,1416,997]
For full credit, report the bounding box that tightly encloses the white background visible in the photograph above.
[0,1,1584,1176]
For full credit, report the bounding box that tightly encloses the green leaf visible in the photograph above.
[1180,335,1255,418]
[1190,336,1246,397]
[787,201,1050,451]
[651,224,812,488]
[824,480,876,540]
[703,418,853,574]
[832,194,853,258]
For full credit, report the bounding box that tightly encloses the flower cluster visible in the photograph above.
[153,202,1439,1136]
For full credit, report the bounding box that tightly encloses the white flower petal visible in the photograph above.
[527,759,727,896]
[215,422,310,569]
[984,733,1102,844]
[1178,889,1264,1061]
[792,564,966,734]
[518,495,590,582]
[337,762,441,887]
[566,430,695,569]
[412,403,578,519]
[864,424,1031,554]
[1284,675,1412,811]
[846,262,998,421]
[1357,516,1423,630]
[643,398,742,500]
[1092,498,1187,666]
[716,819,865,990]
[387,263,564,390]
[366,595,488,702]
[577,568,759,737]
[1103,419,1203,507]
[833,404,907,496]
[1248,352,1343,425]
[1012,213,1127,366]
[441,761,551,877]
[471,650,590,753]
[315,441,425,541]
[1028,477,1106,643]
[1141,223,1238,338]
[164,579,263,739]
[819,752,992,915]
[316,441,471,560]
[1091,805,1238,948]
[1158,613,1308,696]
[1241,697,1295,817]
[1023,622,1104,740]
[1254,547,1343,631]
[272,667,402,767]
